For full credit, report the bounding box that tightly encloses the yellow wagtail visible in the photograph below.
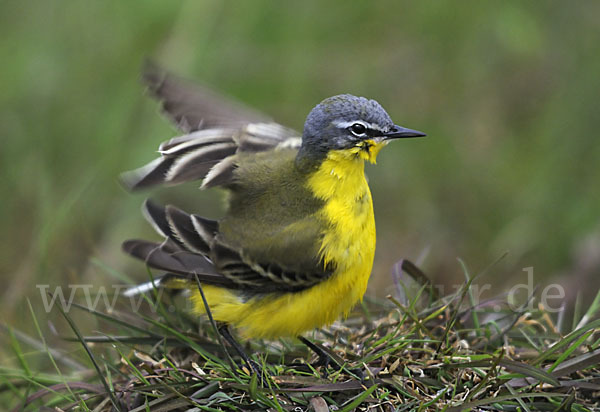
[122,65,425,346]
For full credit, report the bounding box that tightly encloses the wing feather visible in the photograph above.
[124,65,329,296]
[164,142,237,184]
[124,200,333,294]
[120,64,301,191]
[121,123,299,191]
[142,61,271,132]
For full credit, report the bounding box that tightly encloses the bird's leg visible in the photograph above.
[298,336,332,369]
[298,336,365,380]
[217,323,263,379]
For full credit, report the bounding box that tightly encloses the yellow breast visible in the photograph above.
[191,148,377,339]
[307,148,376,302]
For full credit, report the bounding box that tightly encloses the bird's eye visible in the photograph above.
[350,123,367,136]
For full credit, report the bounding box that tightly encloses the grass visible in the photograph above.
[2,261,599,411]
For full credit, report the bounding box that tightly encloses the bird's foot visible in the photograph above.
[297,336,365,381]
[218,324,268,384]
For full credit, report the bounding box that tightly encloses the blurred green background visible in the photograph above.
[1,0,599,355]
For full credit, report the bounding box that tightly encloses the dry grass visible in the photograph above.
[2,261,600,411]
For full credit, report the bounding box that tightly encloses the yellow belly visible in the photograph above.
[190,148,376,339]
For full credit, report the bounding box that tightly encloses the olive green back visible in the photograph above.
[218,149,326,273]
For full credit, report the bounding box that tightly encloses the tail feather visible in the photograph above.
[122,239,211,274]
[122,239,238,290]
[122,273,188,297]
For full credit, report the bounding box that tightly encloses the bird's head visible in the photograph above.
[299,94,425,164]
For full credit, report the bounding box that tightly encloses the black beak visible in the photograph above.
[383,124,426,140]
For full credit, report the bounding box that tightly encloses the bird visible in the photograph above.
[122,65,425,347]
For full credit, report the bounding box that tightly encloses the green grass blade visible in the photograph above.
[338,384,378,412]
[53,294,122,411]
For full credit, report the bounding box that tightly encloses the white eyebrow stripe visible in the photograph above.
[334,120,385,132]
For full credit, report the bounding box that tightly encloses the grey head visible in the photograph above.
[298,94,425,162]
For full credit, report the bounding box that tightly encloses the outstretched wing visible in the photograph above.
[123,200,333,294]
[142,60,271,132]
[122,65,330,295]
[121,123,300,191]
[121,63,301,191]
